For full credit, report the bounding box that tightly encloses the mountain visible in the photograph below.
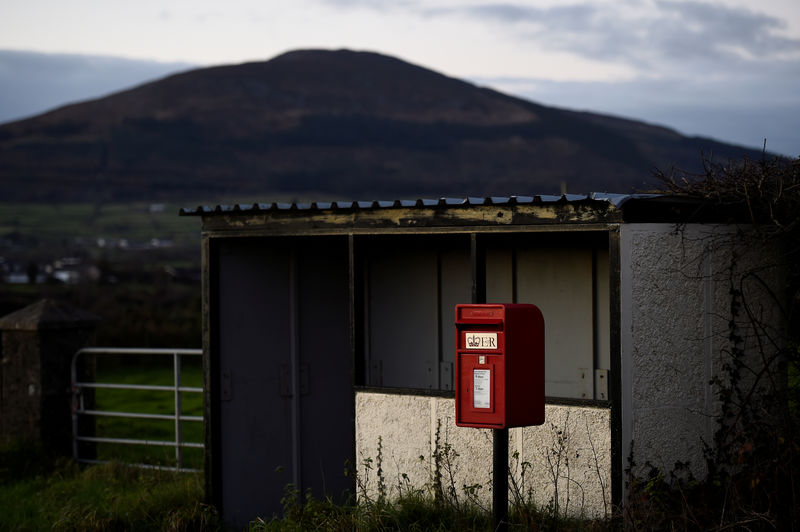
[0,49,765,203]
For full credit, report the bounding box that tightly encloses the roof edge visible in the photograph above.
[179,193,641,216]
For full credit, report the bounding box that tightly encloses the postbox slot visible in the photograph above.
[456,322,503,330]
[455,318,504,326]
[456,305,505,323]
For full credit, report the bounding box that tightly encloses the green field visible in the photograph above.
[0,200,200,252]
[85,356,205,471]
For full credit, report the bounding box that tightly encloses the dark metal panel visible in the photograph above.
[607,227,624,507]
[348,234,366,386]
[296,238,354,503]
[289,251,301,491]
[471,233,487,304]
[202,235,220,509]
[516,248,594,399]
[216,239,293,526]
[439,249,471,390]
[594,249,612,381]
[368,247,439,389]
[210,235,354,526]
[485,249,513,302]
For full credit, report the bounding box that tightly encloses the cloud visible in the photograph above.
[428,1,800,76]
[657,1,800,56]
[647,1,800,68]
[314,0,411,8]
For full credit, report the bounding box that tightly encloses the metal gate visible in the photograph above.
[70,347,203,472]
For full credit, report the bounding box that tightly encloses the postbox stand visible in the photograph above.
[493,427,508,531]
[455,303,545,531]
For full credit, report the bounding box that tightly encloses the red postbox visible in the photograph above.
[455,303,544,428]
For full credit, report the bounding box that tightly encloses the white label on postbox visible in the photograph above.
[465,332,498,350]
[473,369,491,409]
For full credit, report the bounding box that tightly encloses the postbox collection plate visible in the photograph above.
[472,368,491,408]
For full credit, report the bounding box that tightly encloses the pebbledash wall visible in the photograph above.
[620,223,781,482]
[356,393,612,517]
[182,194,783,526]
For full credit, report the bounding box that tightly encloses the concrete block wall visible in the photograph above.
[355,391,611,518]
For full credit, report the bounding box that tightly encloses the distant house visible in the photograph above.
[182,193,783,527]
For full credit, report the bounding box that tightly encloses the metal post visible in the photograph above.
[493,428,509,532]
[289,250,302,492]
[472,232,508,529]
[70,350,80,462]
[174,352,183,469]
[470,233,486,305]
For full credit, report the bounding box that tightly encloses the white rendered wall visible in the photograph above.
[355,391,612,518]
[619,223,782,480]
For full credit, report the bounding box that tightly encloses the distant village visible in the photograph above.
[0,237,202,286]
[0,202,203,286]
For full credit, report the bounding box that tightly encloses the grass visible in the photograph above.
[0,448,607,532]
[0,444,217,531]
[85,356,204,470]
[248,486,612,531]
[0,359,214,531]
[250,488,492,531]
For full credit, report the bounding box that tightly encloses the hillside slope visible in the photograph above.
[0,49,763,202]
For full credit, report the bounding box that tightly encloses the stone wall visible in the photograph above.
[0,299,98,454]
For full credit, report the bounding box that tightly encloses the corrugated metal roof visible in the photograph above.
[179,192,656,216]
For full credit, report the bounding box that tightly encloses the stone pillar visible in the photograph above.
[0,299,99,455]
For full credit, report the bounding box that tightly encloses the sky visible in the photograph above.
[0,0,798,155]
